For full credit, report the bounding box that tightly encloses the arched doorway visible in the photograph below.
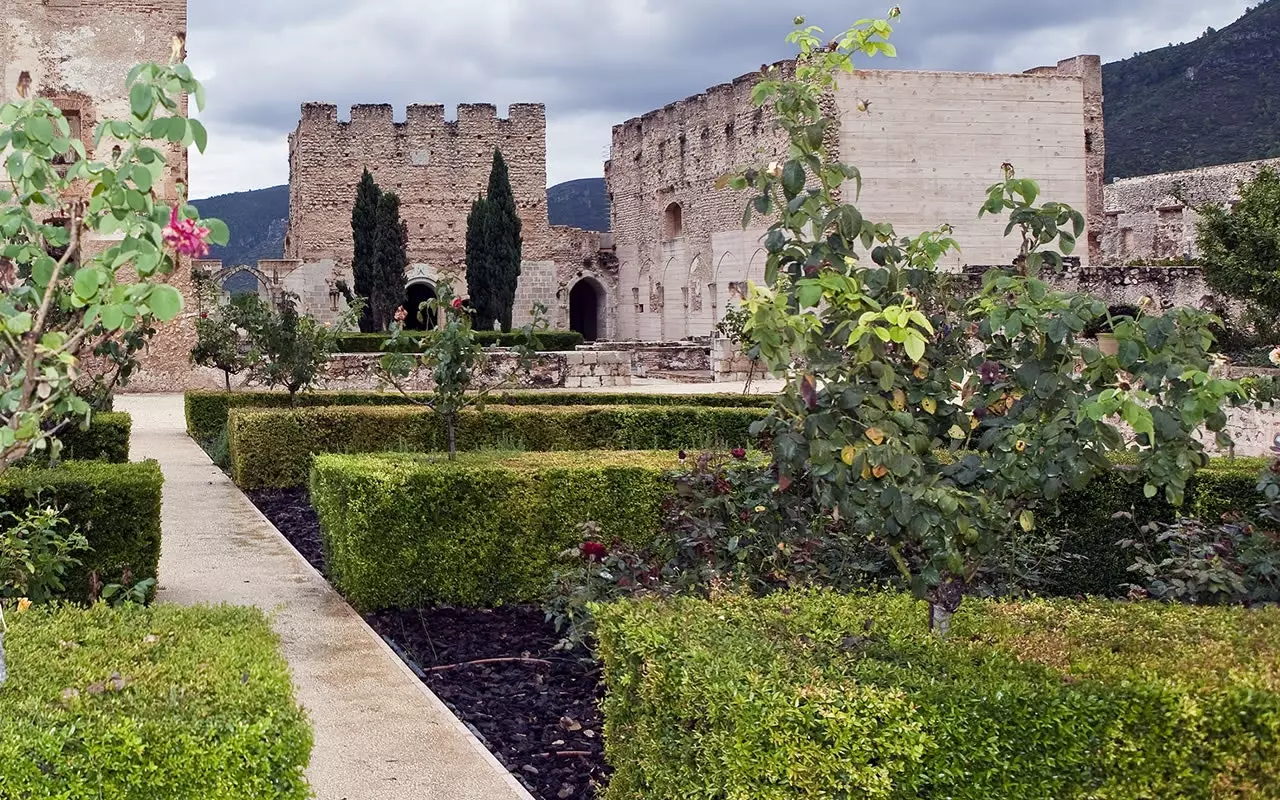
[403,281,437,330]
[569,279,602,341]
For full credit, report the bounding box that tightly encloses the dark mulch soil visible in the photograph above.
[246,488,608,800]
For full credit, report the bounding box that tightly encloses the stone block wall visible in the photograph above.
[3,0,193,391]
[317,350,631,392]
[285,102,552,272]
[1100,156,1280,265]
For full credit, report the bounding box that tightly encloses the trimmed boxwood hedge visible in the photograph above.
[0,461,163,602]
[18,412,132,466]
[229,404,766,489]
[594,590,1280,799]
[310,450,678,609]
[185,390,776,448]
[335,329,584,353]
[0,602,312,798]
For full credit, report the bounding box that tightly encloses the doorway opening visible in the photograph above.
[569,279,603,341]
[403,281,437,330]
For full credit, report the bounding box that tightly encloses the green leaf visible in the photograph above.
[190,119,208,152]
[205,217,230,247]
[73,267,101,300]
[903,333,925,363]
[130,82,154,120]
[782,160,805,199]
[5,312,33,335]
[27,116,54,145]
[100,303,125,331]
[148,284,183,321]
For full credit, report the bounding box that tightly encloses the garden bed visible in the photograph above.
[248,487,608,800]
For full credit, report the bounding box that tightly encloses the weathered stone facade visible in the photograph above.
[1100,157,1280,265]
[605,55,1104,341]
[2,0,192,391]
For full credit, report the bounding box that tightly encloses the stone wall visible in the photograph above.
[319,350,631,392]
[285,102,553,271]
[605,55,1102,343]
[3,0,192,391]
[1100,156,1280,264]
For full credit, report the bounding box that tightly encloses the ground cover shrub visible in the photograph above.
[185,390,774,447]
[593,589,1280,799]
[334,329,584,353]
[0,461,162,603]
[309,450,678,609]
[0,602,312,797]
[229,404,765,489]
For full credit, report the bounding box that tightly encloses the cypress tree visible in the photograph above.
[485,149,523,332]
[350,169,381,332]
[464,194,496,331]
[371,191,409,332]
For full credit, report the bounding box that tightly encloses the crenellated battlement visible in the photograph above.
[293,102,547,140]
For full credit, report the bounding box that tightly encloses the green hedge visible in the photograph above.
[19,412,132,466]
[0,461,163,602]
[594,590,1280,799]
[230,404,766,489]
[334,329,584,353]
[310,451,678,609]
[185,390,776,447]
[1049,458,1269,596]
[0,602,312,797]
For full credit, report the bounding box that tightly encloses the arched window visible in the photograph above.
[663,202,683,239]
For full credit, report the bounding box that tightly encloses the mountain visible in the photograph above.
[189,177,611,277]
[190,184,290,268]
[547,177,609,232]
[1103,0,1280,180]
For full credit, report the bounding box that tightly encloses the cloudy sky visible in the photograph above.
[185,0,1254,199]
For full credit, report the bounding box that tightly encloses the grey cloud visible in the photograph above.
[186,0,1251,191]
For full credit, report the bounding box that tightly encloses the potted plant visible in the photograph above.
[1083,303,1141,357]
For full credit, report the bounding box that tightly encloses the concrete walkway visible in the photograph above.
[116,394,532,800]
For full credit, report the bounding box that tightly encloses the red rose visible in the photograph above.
[200,312,208,319]
[451,297,464,310]
[731,447,747,459]
[581,541,608,562]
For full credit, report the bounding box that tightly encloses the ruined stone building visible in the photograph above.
[605,55,1106,341]
[206,101,613,335]
[1,0,192,389]
[1100,156,1280,264]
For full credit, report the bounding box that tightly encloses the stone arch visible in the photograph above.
[404,264,442,330]
[568,275,608,342]
[657,255,681,341]
[663,202,684,239]
[213,264,274,304]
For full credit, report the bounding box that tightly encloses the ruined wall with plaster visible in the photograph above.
[1100,156,1280,264]
[606,55,1102,342]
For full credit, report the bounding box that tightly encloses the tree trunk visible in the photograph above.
[926,575,965,638]
[224,371,231,391]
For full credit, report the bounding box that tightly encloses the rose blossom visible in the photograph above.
[580,541,608,562]
[394,306,408,323]
[162,206,211,259]
[452,297,464,310]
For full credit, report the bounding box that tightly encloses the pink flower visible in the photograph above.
[162,206,211,259]
[394,306,408,323]
[731,447,747,459]
[451,297,464,311]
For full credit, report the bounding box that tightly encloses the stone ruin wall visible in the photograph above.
[2,0,193,391]
[606,55,1103,343]
[1100,156,1280,265]
[286,102,553,272]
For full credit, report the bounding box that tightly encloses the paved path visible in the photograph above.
[116,394,532,800]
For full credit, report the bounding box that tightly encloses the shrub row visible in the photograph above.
[310,451,678,609]
[229,404,766,489]
[0,602,312,798]
[19,412,132,466]
[334,329,584,353]
[594,590,1280,799]
[185,390,776,447]
[0,461,163,603]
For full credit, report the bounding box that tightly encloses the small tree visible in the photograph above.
[241,292,358,404]
[1197,166,1280,336]
[190,296,259,390]
[379,285,547,459]
[350,168,381,332]
[464,194,492,329]
[486,149,523,332]
[371,191,408,332]
[465,149,523,332]
[0,51,224,475]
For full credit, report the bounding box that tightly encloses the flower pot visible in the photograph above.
[1096,332,1119,357]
